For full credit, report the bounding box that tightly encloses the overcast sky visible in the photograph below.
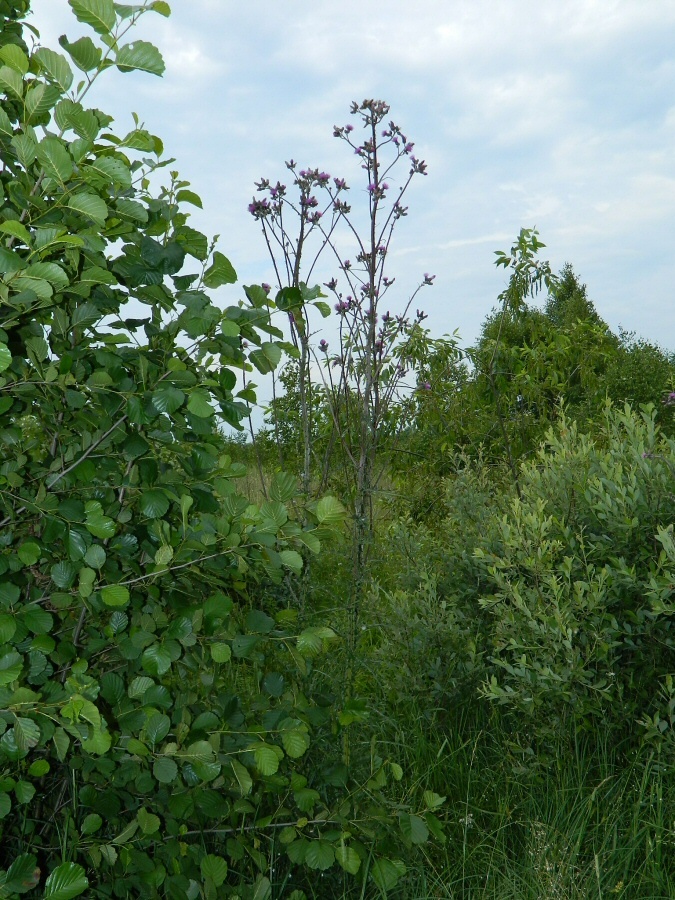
[29,0,675,354]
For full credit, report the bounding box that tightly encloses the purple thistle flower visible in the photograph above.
[319,339,329,352]
[423,273,435,285]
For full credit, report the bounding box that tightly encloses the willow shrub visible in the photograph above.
[477,405,675,756]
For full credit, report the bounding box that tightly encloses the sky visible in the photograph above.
[28,0,675,356]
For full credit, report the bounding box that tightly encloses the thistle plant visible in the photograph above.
[250,100,435,646]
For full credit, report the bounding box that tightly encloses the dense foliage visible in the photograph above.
[2,2,675,899]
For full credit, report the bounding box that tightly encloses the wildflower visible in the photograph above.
[664,392,675,406]
[345,124,354,133]
[248,197,271,218]
[422,382,431,391]
[324,277,338,291]
[334,177,347,190]
[319,339,329,352]
[262,283,271,295]
[423,273,435,285]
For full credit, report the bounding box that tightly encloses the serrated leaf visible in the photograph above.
[43,861,88,899]
[176,188,202,208]
[68,0,116,35]
[210,642,231,663]
[153,756,177,783]
[371,858,405,893]
[116,40,165,76]
[0,344,11,372]
[253,744,280,776]
[115,197,148,222]
[151,385,184,414]
[84,544,106,568]
[18,541,41,566]
[270,471,297,503]
[0,613,16,643]
[422,790,446,810]
[52,728,70,762]
[137,806,160,834]
[0,44,28,74]
[34,48,74,91]
[305,840,334,871]
[335,842,360,875]
[100,584,130,607]
[3,852,40,893]
[280,550,303,575]
[81,812,102,835]
[142,643,172,676]
[316,495,346,526]
[399,812,429,844]
[200,855,228,887]
[187,390,213,418]
[230,758,252,796]
[0,792,11,818]
[68,192,108,225]
[145,712,170,745]
[203,251,237,288]
[36,137,73,184]
[139,489,170,518]
[280,729,310,759]
[0,220,31,245]
[0,64,23,100]
[51,561,76,588]
[58,35,102,73]
[14,718,40,752]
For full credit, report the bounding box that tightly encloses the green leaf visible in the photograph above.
[51,561,76,588]
[100,584,130,607]
[145,712,170,745]
[176,188,202,208]
[68,192,108,225]
[316,495,346,526]
[422,790,446,810]
[36,137,73,184]
[151,385,184,414]
[200,855,228,887]
[68,0,116,35]
[14,780,36,804]
[0,344,11,372]
[254,744,280,776]
[335,842,361,875]
[280,550,303,575]
[43,861,89,899]
[151,1,171,15]
[399,812,429,844]
[230,758,252,796]
[0,65,24,100]
[0,44,28,74]
[270,471,296,503]
[0,792,11,818]
[280,729,310,759]
[139,489,170,518]
[84,544,106,568]
[115,198,148,222]
[81,813,102,835]
[3,853,40,893]
[11,133,36,168]
[14,718,40,752]
[142,644,172,676]
[34,48,74,91]
[153,757,177,784]
[58,35,102,73]
[371,858,405,893]
[116,41,165,76]
[17,541,41,566]
[187,390,213,418]
[210,642,231,663]
[203,251,237,288]
[137,806,160,834]
[305,841,334,871]
[0,613,16,643]
[0,220,31,245]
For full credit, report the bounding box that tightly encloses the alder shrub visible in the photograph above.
[0,3,442,898]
